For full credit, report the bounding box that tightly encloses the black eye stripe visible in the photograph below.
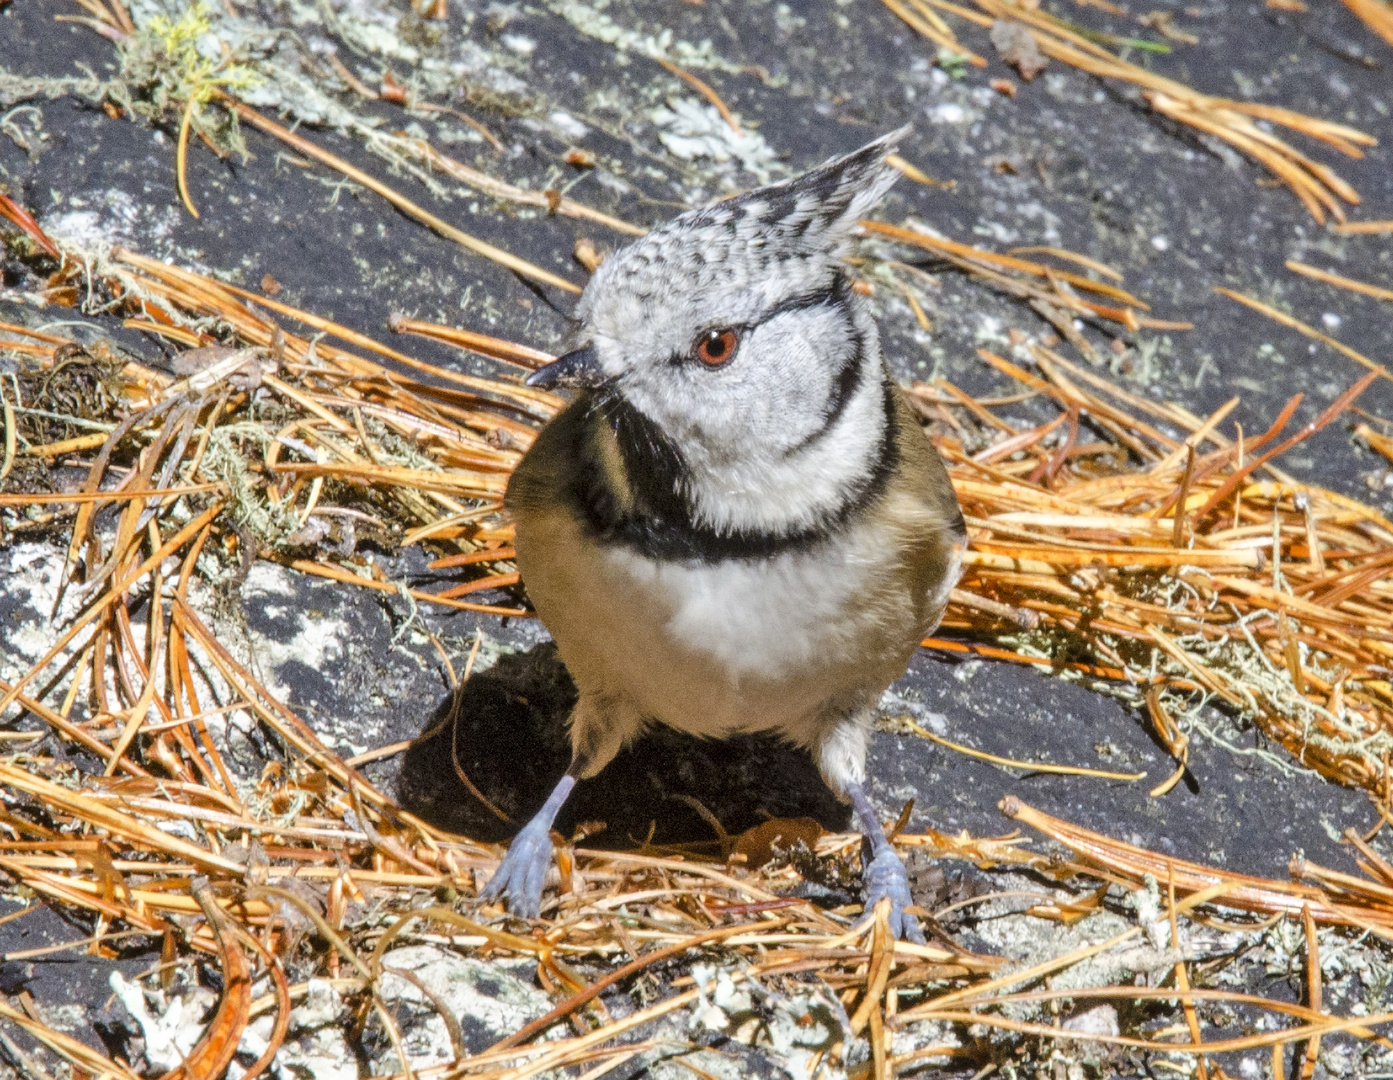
[760,276,847,322]
[670,275,851,369]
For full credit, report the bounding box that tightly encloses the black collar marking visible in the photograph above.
[570,380,900,564]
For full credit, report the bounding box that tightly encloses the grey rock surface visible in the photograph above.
[4,0,1393,1075]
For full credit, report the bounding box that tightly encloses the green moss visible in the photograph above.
[117,2,260,155]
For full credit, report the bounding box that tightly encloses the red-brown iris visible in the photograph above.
[694,328,738,367]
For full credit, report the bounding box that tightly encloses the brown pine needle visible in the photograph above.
[434,571,520,599]
[388,313,555,369]
[1301,903,1322,1079]
[123,318,205,346]
[490,920,791,1053]
[884,153,949,189]
[285,558,529,617]
[175,96,200,219]
[884,0,1376,220]
[12,212,1393,1080]
[1286,259,1393,303]
[209,90,581,294]
[1333,220,1393,235]
[416,102,505,153]
[1002,798,1343,924]
[1147,687,1189,797]
[0,194,62,259]
[1215,286,1393,382]
[342,741,412,767]
[23,432,116,458]
[880,0,989,64]
[655,58,744,134]
[0,321,70,345]
[895,715,1147,781]
[0,500,225,722]
[112,248,560,414]
[0,396,14,486]
[409,139,644,235]
[916,0,994,27]
[904,1006,1393,1056]
[1007,246,1125,281]
[1339,0,1393,48]
[862,220,1151,307]
[1134,315,1197,330]
[0,337,59,359]
[1169,867,1211,1080]
[325,52,379,100]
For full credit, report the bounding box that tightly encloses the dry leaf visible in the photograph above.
[732,818,824,868]
[990,20,1049,80]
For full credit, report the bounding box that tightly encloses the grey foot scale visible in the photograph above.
[862,845,926,945]
[479,818,555,918]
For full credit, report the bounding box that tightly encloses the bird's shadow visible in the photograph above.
[397,642,852,849]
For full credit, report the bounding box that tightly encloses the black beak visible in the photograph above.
[525,345,605,390]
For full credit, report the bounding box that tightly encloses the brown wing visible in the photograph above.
[885,384,966,635]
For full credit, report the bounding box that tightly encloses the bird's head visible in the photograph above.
[528,127,909,536]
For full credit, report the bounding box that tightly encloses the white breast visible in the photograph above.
[607,534,883,682]
[517,510,928,747]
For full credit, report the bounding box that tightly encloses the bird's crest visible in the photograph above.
[699,124,911,260]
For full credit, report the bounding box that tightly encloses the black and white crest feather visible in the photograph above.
[577,126,910,349]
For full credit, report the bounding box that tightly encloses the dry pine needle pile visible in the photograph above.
[5,180,1393,1075]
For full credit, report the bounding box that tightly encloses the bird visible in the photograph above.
[481,127,966,942]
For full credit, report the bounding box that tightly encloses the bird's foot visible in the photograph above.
[861,846,926,944]
[480,818,555,918]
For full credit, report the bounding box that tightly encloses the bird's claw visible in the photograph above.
[480,819,555,918]
[861,846,926,944]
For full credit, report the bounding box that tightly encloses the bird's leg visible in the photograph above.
[479,772,576,918]
[846,780,925,944]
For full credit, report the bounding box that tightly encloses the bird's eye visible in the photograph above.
[694,328,738,367]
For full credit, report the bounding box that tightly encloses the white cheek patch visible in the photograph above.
[733,305,857,446]
[632,302,857,459]
[682,365,888,536]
